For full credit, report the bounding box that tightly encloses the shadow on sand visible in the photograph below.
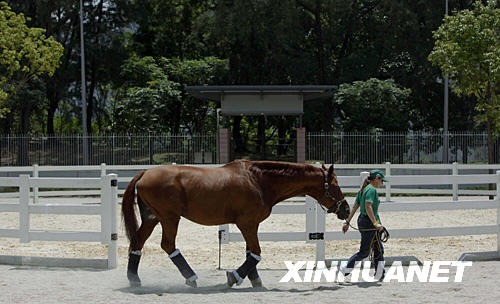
[342,281,382,289]
[117,283,344,295]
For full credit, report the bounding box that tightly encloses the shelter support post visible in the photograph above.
[33,164,39,204]
[453,162,459,201]
[218,128,230,164]
[497,171,500,253]
[297,128,306,163]
[385,162,391,202]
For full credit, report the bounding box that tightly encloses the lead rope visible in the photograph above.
[348,223,389,261]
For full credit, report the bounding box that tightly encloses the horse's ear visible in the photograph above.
[328,164,334,176]
[321,164,327,171]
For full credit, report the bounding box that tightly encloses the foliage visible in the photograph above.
[125,0,215,59]
[112,57,181,133]
[428,0,500,163]
[0,0,491,144]
[112,56,228,134]
[0,1,63,118]
[428,0,500,131]
[334,78,411,132]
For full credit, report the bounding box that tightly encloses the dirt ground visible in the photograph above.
[0,196,499,303]
[2,261,500,304]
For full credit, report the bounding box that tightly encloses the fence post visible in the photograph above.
[305,196,316,244]
[19,175,30,243]
[33,164,39,204]
[360,171,369,186]
[100,163,106,177]
[101,173,118,269]
[315,202,326,262]
[148,134,153,165]
[385,162,391,202]
[109,174,118,269]
[453,162,458,201]
[216,222,228,242]
[497,170,500,253]
[217,224,229,270]
[77,134,80,166]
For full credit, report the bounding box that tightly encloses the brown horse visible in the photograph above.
[122,159,349,288]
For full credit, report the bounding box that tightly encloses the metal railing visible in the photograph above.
[0,134,216,166]
[231,136,297,162]
[307,132,499,164]
[0,132,498,166]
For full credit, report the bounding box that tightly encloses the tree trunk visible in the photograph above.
[296,0,326,83]
[16,102,32,166]
[46,82,59,135]
[487,117,494,199]
[232,116,244,153]
[87,66,96,134]
[314,0,325,83]
[278,117,286,156]
[257,116,266,158]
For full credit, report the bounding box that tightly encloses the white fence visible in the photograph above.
[0,174,118,269]
[219,171,500,261]
[1,165,499,266]
[1,162,499,200]
[335,162,500,199]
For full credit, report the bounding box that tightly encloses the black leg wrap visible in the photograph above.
[246,251,260,281]
[127,252,141,286]
[236,253,260,279]
[170,251,197,280]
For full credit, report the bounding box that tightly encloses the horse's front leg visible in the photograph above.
[246,246,263,287]
[227,223,263,287]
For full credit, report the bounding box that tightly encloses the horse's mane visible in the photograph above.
[248,161,318,178]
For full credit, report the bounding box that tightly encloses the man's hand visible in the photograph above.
[375,223,384,232]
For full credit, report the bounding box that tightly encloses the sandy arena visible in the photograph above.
[0,195,499,303]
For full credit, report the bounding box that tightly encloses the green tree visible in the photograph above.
[112,56,228,134]
[126,0,215,59]
[5,0,129,135]
[163,57,228,133]
[428,0,500,163]
[0,1,63,119]
[334,78,411,131]
[112,56,181,133]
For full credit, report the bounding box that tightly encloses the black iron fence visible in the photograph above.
[0,132,498,166]
[0,134,216,166]
[307,132,500,164]
[231,136,297,163]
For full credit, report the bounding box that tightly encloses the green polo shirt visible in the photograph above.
[354,184,381,221]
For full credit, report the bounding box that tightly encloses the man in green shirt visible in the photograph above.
[340,169,388,281]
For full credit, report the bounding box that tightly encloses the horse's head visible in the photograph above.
[319,164,350,220]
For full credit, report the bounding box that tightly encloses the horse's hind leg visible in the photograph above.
[160,215,198,288]
[127,217,159,286]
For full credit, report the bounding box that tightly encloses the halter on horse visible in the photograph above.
[122,160,349,288]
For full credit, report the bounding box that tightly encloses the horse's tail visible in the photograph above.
[122,171,145,249]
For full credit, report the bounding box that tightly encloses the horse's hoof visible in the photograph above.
[185,279,197,288]
[127,273,142,287]
[226,271,237,287]
[250,277,263,288]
